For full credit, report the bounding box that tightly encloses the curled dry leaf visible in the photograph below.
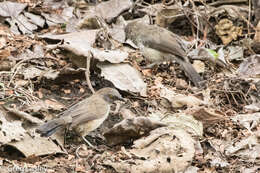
[0,1,27,17]
[95,0,133,23]
[238,55,260,78]
[7,14,38,35]
[0,107,64,157]
[191,108,227,127]
[150,112,203,137]
[109,16,127,43]
[91,49,128,64]
[156,6,183,28]
[104,116,166,146]
[8,134,65,157]
[0,108,26,144]
[245,101,260,112]
[41,30,98,48]
[105,127,196,173]
[98,63,147,96]
[42,30,128,67]
[41,12,66,27]
[231,112,260,131]
[42,30,96,68]
[24,12,45,28]
[3,106,42,124]
[160,87,205,108]
[225,135,260,162]
[227,46,244,61]
[171,95,205,108]
[210,5,249,21]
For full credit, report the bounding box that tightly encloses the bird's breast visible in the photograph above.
[142,47,173,63]
[74,106,110,137]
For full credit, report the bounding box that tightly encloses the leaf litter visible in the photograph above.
[0,0,259,172]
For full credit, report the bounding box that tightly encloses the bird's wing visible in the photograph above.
[62,95,110,127]
[144,26,202,86]
[143,25,187,60]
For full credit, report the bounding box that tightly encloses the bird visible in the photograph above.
[125,21,203,87]
[36,87,123,146]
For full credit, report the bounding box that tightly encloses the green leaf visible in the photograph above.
[206,49,219,60]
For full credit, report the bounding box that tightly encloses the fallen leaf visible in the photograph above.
[98,62,147,96]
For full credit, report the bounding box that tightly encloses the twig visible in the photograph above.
[2,105,42,124]
[230,92,239,106]
[14,87,39,103]
[209,0,248,6]
[7,56,59,87]
[85,52,95,94]
[7,62,23,87]
[248,0,251,35]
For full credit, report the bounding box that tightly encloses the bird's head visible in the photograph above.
[96,87,124,103]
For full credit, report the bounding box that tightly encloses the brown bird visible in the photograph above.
[125,21,202,87]
[36,87,123,146]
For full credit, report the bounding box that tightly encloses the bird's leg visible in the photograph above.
[63,127,68,146]
[63,123,72,146]
[82,136,94,148]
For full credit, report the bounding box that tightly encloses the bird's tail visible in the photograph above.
[180,61,203,87]
[36,118,66,137]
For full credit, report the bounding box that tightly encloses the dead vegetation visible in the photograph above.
[0,0,259,172]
